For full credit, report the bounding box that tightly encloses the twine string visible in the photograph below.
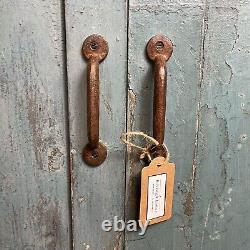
[120,131,170,162]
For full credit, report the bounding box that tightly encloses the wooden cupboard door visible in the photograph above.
[0,0,71,249]
[126,1,250,250]
[191,1,250,250]
[65,0,127,249]
[126,1,204,249]
[1,1,250,249]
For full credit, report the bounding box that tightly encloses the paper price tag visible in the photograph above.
[147,173,167,220]
[139,157,175,226]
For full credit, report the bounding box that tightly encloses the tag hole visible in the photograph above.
[90,42,98,50]
[156,41,164,50]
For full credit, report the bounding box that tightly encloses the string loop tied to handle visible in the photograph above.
[120,131,170,163]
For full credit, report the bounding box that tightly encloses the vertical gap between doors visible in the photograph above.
[61,0,74,249]
[124,0,130,248]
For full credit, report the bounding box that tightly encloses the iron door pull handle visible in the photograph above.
[82,34,108,166]
[146,35,173,158]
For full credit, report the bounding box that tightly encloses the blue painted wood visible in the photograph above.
[192,1,250,249]
[65,0,127,249]
[126,1,205,249]
[127,1,250,250]
[0,0,71,249]
[1,1,249,249]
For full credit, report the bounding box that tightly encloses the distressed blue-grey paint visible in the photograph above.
[126,1,205,249]
[126,1,250,250]
[0,0,71,249]
[65,0,127,249]
[1,1,250,249]
[192,1,250,250]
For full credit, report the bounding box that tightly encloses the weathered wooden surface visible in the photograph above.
[65,0,127,249]
[192,1,250,249]
[1,0,250,249]
[127,1,250,250]
[126,0,205,249]
[0,0,71,249]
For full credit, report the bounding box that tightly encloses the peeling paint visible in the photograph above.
[28,196,63,250]
[0,0,70,248]
[183,191,194,217]
[209,231,221,240]
[78,196,87,204]
[48,147,63,171]
[102,95,113,120]
[127,87,137,132]
[83,242,91,250]
[113,232,123,250]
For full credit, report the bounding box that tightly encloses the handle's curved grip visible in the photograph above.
[82,34,108,166]
[147,35,173,157]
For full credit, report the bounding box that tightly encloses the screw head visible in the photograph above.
[147,35,173,62]
[82,142,107,167]
[82,34,109,62]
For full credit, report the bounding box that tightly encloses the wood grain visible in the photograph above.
[126,0,205,249]
[1,1,250,249]
[0,0,71,249]
[65,1,127,249]
[192,1,250,249]
[127,1,250,249]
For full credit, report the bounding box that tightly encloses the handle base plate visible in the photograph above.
[82,142,107,167]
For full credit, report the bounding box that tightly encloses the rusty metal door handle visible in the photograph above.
[146,35,173,158]
[82,34,108,166]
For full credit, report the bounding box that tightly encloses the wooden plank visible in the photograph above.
[192,1,250,249]
[126,1,205,249]
[0,1,71,249]
[65,1,127,249]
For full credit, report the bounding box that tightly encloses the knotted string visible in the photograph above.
[120,131,170,163]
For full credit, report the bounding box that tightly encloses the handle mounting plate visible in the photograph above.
[147,34,173,62]
[82,34,108,61]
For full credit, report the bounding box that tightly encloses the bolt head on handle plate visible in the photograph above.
[147,34,173,62]
[82,142,107,167]
[82,34,109,62]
